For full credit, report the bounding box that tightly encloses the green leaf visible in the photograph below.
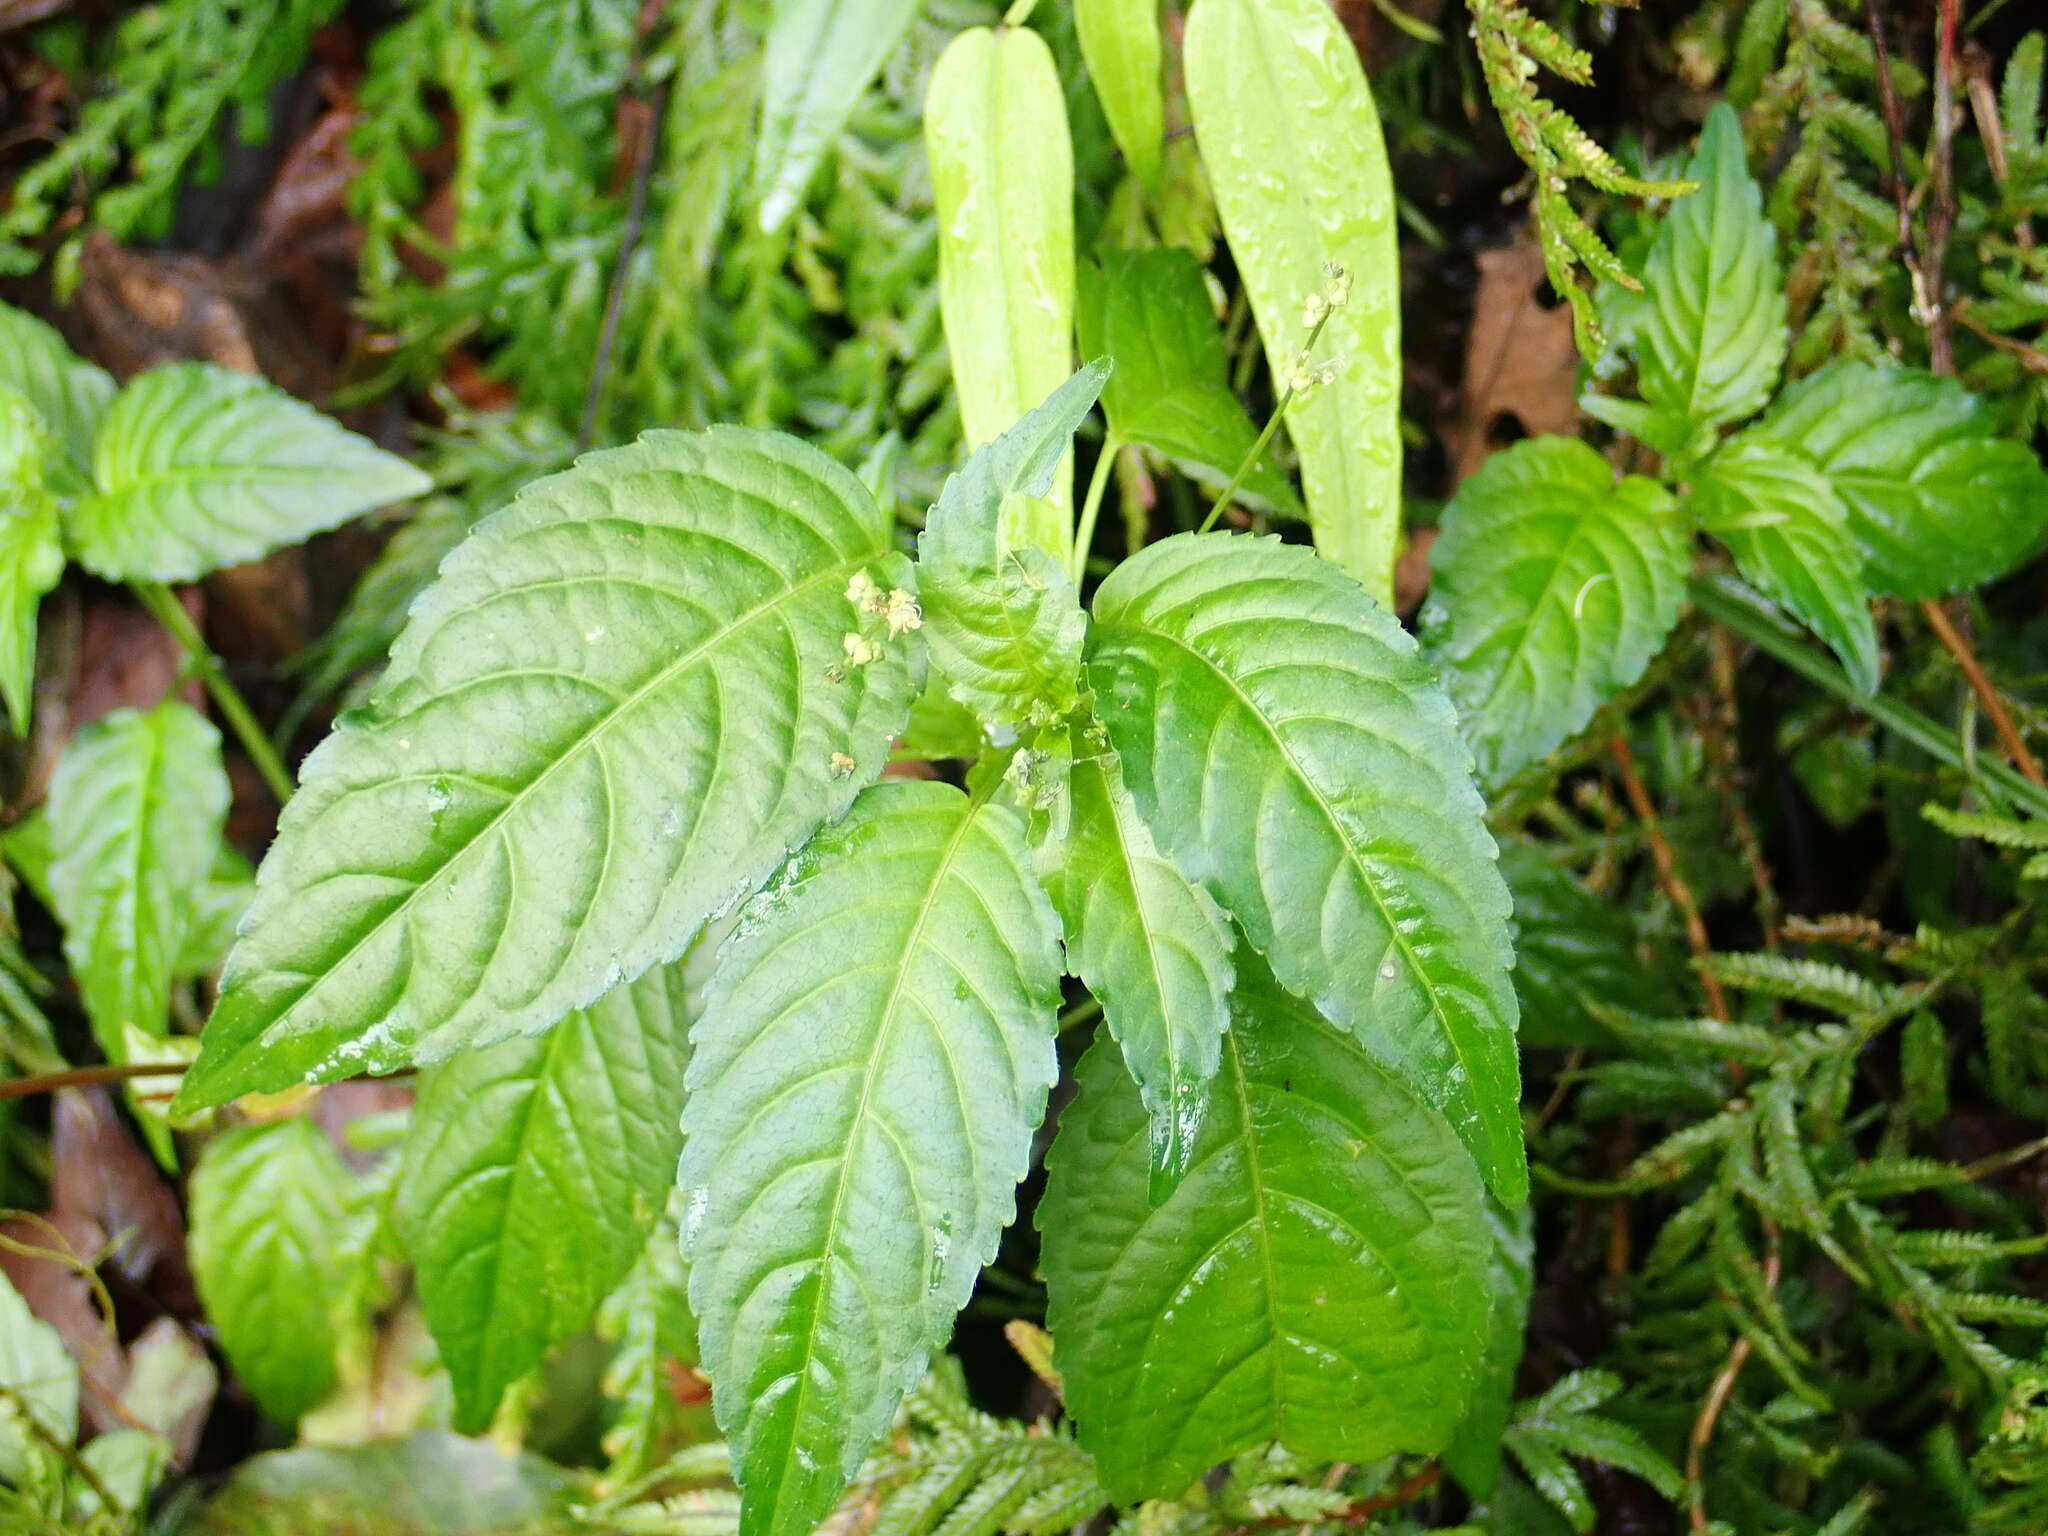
[0,300,114,488]
[1036,743,1235,1196]
[1038,962,1492,1502]
[396,961,693,1432]
[67,362,432,582]
[175,429,921,1111]
[175,843,257,980]
[1498,838,1669,1049]
[47,699,229,1060]
[0,1266,78,1485]
[72,1429,171,1519]
[0,390,66,735]
[1186,0,1400,605]
[916,363,1106,730]
[1443,1198,1535,1500]
[1421,436,1688,785]
[1076,249,1302,517]
[188,1118,355,1423]
[752,0,924,234]
[1076,0,1164,193]
[1087,531,1524,1202]
[1745,361,2048,598]
[927,26,1078,560]
[1636,103,1786,437]
[1693,436,1879,695]
[679,780,1061,1536]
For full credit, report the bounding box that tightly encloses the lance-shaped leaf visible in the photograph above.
[1077,249,1302,518]
[1744,361,2048,599]
[1692,436,1879,695]
[1037,742,1234,1196]
[397,961,693,1431]
[679,781,1061,1536]
[188,1118,355,1424]
[1038,964,1492,1501]
[0,388,66,734]
[1077,0,1165,193]
[916,363,1106,729]
[175,429,922,1112]
[1088,531,1524,1202]
[927,25,1077,559]
[0,300,113,489]
[67,362,431,582]
[1186,0,1401,605]
[48,700,229,1060]
[1636,103,1786,439]
[1421,436,1689,785]
[752,0,924,234]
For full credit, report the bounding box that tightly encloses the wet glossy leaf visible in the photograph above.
[1444,1199,1536,1500]
[48,699,229,1060]
[679,781,1061,1536]
[1035,744,1234,1196]
[0,389,66,734]
[69,362,430,581]
[1088,532,1524,1202]
[752,0,923,234]
[1422,436,1688,785]
[396,962,693,1431]
[1746,361,2048,599]
[1694,436,1879,695]
[0,300,113,489]
[1186,0,1400,603]
[1077,248,1302,517]
[1499,838,1670,1049]
[917,364,1105,729]
[927,26,1077,559]
[176,429,921,1110]
[1039,963,1491,1500]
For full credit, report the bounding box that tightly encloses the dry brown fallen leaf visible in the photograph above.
[1446,229,1580,487]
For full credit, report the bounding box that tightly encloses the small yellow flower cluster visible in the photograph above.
[829,568,922,683]
[1286,262,1349,401]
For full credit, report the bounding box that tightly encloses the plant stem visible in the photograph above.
[1070,438,1119,582]
[1609,734,1731,1026]
[1692,575,2048,821]
[1918,597,2045,786]
[1198,303,1338,536]
[0,1060,193,1101]
[130,580,296,806]
[1001,0,1040,24]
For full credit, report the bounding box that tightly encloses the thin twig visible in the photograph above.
[1221,1464,1441,1536]
[576,39,674,453]
[1687,1218,1783,1535]
[1609,735,1730,1022]
[0,1061,192,1100]
[1863,0,1937,343]
[1705,627,1783,949]
[1919,598,2046,785]
[1927,0,1961,373]
[132,580,296,806]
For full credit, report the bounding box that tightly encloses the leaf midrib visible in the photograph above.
[1109,618,1500,1168]
[246,551,870,1053]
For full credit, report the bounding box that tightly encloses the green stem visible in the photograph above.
[1198,305,1337,536]
[1001,0,1040,24]
[1070,437,1119,582]
[1692,574,2048,821]
[131,580,296,806]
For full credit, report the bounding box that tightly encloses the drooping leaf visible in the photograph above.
[927,26,1077,559]
[0,1266,78,1485]
[396,962,693,1432]
[47,700,229,1060]
[1076,249,1302,517]
[1076,0,1164,194]
[752,0,924,234]
[1635,102,1787,442]
[188,1118,355,1424]
[597,1227,713,1483]
[1421,436,1689,785]
[175,844,257,980]
[0,300,114,489]
[1499,838,1671,1049]
[916,363,1106,730]
[1087,531,1525,1202]
[1745,361,2048,599]
[0,389,66,734]
[1038,963,1492,1501]
[1693,436,1880,695]
[66,362,431,582]
[175,429,922,1111]
[1443,1197,1537,1500]
[1035,742,1235,1196]
[1186,0,1401,604]
[679,781,1061,1536]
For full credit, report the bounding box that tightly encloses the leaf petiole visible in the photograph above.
[130,579,296,806]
